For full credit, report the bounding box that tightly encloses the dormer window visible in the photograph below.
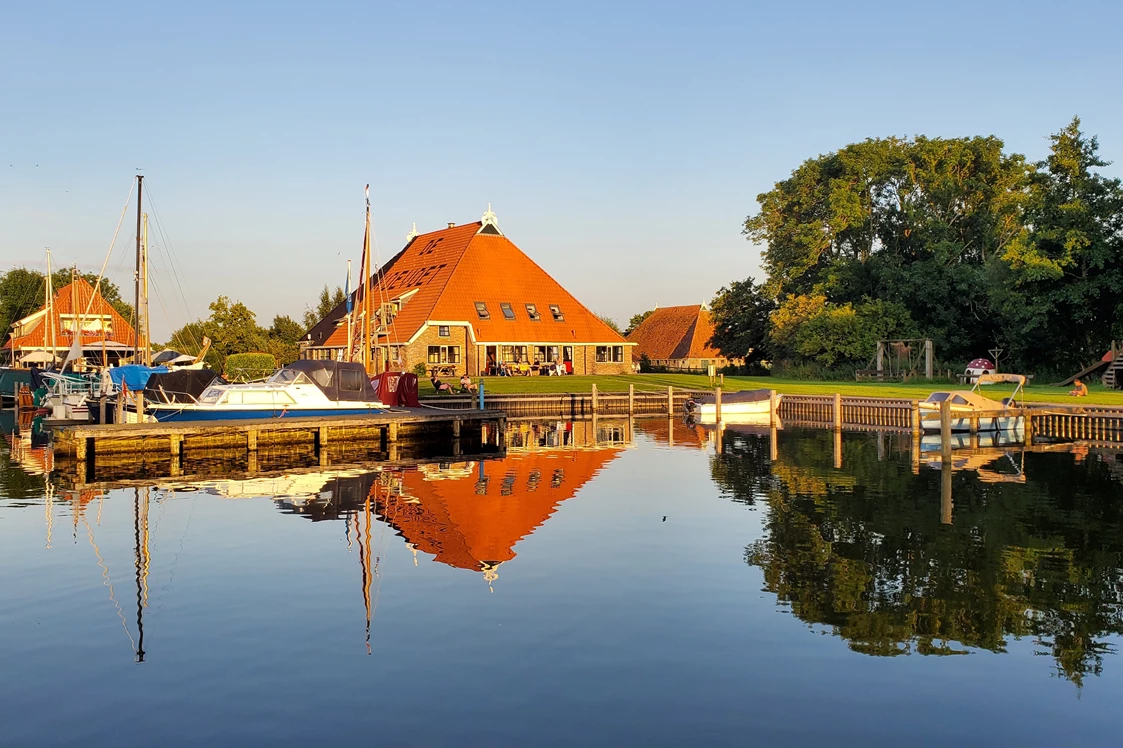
[549,304,564,322]
[500,302,516,320]
[525,304,541,321]
[474,302,490,320]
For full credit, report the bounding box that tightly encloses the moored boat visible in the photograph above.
[696,389,777,421]
[140,360,390,422]
[918,373,1026,432]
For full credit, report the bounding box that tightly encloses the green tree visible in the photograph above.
[203,296,267,365]
[303,285,346,330]
[0,268,133,343]
[625,309,654,336]
[997,117,1123,368]
[266,314,304,365]
[597,314,622,335]
[708,278,775,364]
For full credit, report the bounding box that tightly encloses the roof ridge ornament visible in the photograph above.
[405,222,419,242]
[481,203,499,229]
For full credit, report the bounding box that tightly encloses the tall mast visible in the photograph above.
[142,213,151,366]
[71,265,78,368]
[45,248,56,361]
[363,184,373,374]
[134,174,143,365]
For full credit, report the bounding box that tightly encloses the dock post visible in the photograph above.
[667,386,674,416]
[969,416,979,434]
[76,434,88,461]
[769,423,778,462]
[628,384,634,416]
[388,422,398,443]
[591,383,598,415]
[939,399,952,464]
[833,392,842,429]
[478,380,484,410]
[715,386,722,423]
[99,396,107,425]
[135,392,145,421]
[910,401,921,435]
[247,429,257,451]
[169,434,183,457]
[833,428,842,469]
[769,389,778,427]
[719,373,724,386]
[452,419,461,438]
[1025,410,1034,447]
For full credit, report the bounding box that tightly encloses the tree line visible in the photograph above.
[653,117,1123,377]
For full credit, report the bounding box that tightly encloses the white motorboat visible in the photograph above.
[919,373,1026,432]
[695,389,777,422]
[140,360,389,422]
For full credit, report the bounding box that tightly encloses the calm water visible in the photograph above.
[3,418,1123,746]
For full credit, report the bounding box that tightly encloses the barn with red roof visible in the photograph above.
[301,208,632,376]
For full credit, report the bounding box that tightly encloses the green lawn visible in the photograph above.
[423,373,1123,406]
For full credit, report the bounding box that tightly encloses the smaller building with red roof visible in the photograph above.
[625,304,738,372]
[5,277,136,366]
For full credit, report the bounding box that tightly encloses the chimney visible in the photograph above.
[447,222,456,228]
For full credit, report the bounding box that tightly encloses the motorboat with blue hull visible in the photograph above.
[918,373,1027,433]
[139,360,389,423]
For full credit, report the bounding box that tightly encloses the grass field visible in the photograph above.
[423,373,1123,406]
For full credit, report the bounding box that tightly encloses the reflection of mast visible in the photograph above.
[357,495,373,654]
[132,488,148,662]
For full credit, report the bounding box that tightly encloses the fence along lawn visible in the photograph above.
[425,373,1123,406]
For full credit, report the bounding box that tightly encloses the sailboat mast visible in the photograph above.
[134,175,143,365]
[363,185,373,374]
[142,213,151,366]
[45,248,55,361]
[346,259,353,363]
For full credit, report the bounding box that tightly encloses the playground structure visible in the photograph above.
[857,339,934,382]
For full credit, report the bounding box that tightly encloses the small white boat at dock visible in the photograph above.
[919,373,1026,432]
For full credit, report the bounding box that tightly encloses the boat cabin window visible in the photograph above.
[951,395,969,405]
[926,393,950,402]
[269,369,314,386]
[339,368,363,392]
[199,387,223,404]
[225,390,296,405]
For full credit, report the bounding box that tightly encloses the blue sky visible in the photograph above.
[2,0,1120,339]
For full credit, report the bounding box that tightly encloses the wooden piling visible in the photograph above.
[769,389,778,427]
[628,384,634,416]
[667,386,674,416]
[715,387,722,423]
[910,401,920,435]
[246,429,257,451]
[591,383,599,415]
[939,399,952,463]
[833,392,842,429]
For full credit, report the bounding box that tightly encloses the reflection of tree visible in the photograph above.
[723,429,1123,687]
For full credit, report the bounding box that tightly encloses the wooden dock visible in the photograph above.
[50,407,507,484]
[420,386,706,418]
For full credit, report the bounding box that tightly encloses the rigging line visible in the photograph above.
[141,183,198,332]
[153,493,197,619]
[81,178,135,320]
[83,517,138,653]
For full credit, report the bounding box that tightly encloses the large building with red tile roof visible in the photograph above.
[301,209,632,376]
[4,277,136,366]
[625,304,738,372]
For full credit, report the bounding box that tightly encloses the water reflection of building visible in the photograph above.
[632,417,709,450]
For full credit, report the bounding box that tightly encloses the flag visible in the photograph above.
[345,260,353,314]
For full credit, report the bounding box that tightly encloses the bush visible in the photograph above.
[412,363,428,378]
[224,352,277,382]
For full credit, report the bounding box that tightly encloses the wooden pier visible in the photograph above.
[420,386,706,418]
[51,408,507,485]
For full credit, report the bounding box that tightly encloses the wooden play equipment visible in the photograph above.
[856,338,933,381]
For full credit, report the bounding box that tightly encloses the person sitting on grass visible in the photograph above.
[431,377,453,395]
[460,374,477,394]
[1070,379,1088,397]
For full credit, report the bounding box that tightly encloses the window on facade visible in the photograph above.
[533,346,547,362]
[427,345,461,364]
[525,304,541,321]
[595,346,625,363]
[549,304,564,322]
[474,302,490,320]
[438,325,450,337]
[547,345,559,362]
[340,368,363,392]
[500,345,528,363]
[500,302,516,320]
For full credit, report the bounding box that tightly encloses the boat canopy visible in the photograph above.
[274,359,384,403]
[973,373,1026,387]
[152,349,198,365]
[698,388,772,405]
[109,365,169,391]
[144,369,223,404]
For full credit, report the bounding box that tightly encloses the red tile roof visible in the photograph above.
[319,222,626,347]
[625,304,721,361]
[6,278,136,350]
